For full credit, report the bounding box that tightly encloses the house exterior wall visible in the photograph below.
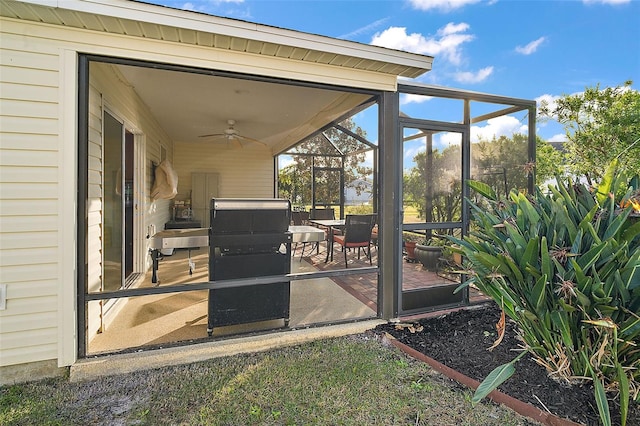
[0,14,397,382]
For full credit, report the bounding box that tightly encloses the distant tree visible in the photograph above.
[539,80,640,183]
[278,118,373,207]
[535,136,565,186]
[472,133,530,195]
[404,144,463,223]
[405,133,534,222]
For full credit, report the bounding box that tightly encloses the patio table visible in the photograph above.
[289,225,326,261]
[308,219,345,263]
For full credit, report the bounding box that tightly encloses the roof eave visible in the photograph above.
[11,0,432,78]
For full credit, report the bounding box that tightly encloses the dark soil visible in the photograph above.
[375,302,639,426]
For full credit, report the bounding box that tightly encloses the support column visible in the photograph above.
[378,91,401,319]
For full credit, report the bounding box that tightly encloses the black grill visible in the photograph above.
[207,198,291,336]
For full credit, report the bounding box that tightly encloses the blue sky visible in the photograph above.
[146,0,639,161]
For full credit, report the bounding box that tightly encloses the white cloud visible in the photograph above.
[471,115,528,142]
[371,22,474,65]
[454,66,494,83]
[437,132,462,147]
[548,133,568,142]
[535,93,563,117]
[400,93,433,105]
[404,145,424,164]
[409,0,482,12]
[515,37,546,55]
[278,155,295,169]
[582,0,630,4]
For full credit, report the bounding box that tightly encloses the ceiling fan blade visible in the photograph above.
[198,133,225,138]
[237,135,268,146]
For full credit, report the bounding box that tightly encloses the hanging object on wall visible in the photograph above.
[151,159,178,200]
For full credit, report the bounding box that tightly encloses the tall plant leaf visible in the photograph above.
[596,158,618,207]
[468,180,497,201]
[471,351,527,406]
[617,362,629,426]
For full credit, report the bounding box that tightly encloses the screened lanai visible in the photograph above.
[79,60,535,356]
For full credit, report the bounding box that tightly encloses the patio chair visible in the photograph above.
[332,214,377,267]
[309,207,338,240]
[309,208,335,220]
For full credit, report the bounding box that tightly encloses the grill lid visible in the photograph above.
[210,198,291,235]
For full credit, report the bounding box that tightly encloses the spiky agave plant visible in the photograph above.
[452,160,639,426]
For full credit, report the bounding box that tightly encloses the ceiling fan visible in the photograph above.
[199,119,267,148]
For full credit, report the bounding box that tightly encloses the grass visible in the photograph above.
[1,335,535,425]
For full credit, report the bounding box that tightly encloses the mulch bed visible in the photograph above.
[375,303,639,426]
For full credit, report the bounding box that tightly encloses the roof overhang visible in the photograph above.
[3,0,433,79]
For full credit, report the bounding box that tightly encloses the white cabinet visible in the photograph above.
[191,172,219,228]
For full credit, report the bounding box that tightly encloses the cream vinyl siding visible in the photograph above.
[0,38,61,366]
[173,141,274,200]
[86,82,103,339]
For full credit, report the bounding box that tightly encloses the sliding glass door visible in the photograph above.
[103,111,137,293]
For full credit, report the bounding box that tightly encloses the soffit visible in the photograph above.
[2,0,432,79]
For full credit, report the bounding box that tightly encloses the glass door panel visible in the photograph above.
[401,125,464,313]
[103,112,124,293]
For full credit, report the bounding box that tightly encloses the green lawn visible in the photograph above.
[1,335,535,425]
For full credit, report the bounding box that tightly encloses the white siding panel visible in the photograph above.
[86,300,102,339]
[0,343,58,367]
[0,199,57,216]
[0,295,57,318]
[87,198,103,216]
[0,65,59,87]
[0,82,58,103]
[87,270,101,294]
[88,156,102,173]
[0,182,58,199]
[0,165,58,183]
[88,169,101,186]
[0,216,58,234]
[0,232,57,250]
[0,247,58,266]
[0,99,58,119]
[87,210,102,228]
[0,149,58,167]
[86,79,104,340]
[0,132,58,151]
[0,116,58,136]
[88,183,102,199]
[5,280,57,299]
[0,47,59,70]
[1,328,58,350]
[0,311,57,334]
[0,263,57,283]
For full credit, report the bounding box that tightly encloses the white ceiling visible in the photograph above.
[115,64,374,152]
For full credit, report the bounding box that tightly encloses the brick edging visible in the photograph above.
[384,334,583,426]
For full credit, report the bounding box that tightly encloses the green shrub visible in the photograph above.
[452,161,640,426]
